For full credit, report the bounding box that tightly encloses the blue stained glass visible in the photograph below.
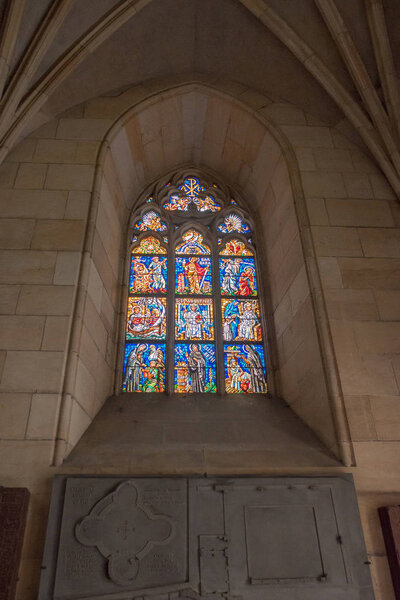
[123,343,166,392]
[126,297,166,340]
[175,298,214,341]
[180,177,205,197]
[221,299,262,342]
[219,257,258,296]
[174,343,216,393]
[175,256,212,294]
[130,255,167,294]
[217,213,251,234]
[224,344,267,393]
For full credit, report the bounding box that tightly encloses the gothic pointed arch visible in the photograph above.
[122,170,268,396]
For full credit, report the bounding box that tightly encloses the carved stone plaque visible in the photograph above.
[39,476,375,600]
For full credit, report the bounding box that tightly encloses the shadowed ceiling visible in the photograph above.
[0,0,400,196]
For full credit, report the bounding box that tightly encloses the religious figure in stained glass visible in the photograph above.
[174,344,216,393]
[220,257,257,296]
[175,257,212,294]
[176,230,210,254]
[130,255,167,294]
[123,343,166,392]
[123,171,268,396]
[224,344,267,393]
[192,195,221,212]
[220,239,253,256]
[126,297,166,340]
[164,194,191,211]
[134,211,167,232]
[217,213,251,234]
[221,299,262,342]
[175,299,214,341]
[132,236,167,255]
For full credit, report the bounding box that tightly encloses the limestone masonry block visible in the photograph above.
[0,189,67,219]
[314,148,354,172]
[369,395,400,441]
[374,290,400,321]
[26,394,60,440]
[64,191,90,220]
[312,226,363,257]
[281,125,333,147]
[305,198,329,225]
[0,316,44,350]
[344,396,377,442]
[45,164,95,191]
[41,316,70,351]
[53,252,80,285]
[343,173,373,199]
[317,257,344,289]
[0,284,20,314]
[354,321,400,355]
[338,258,400,289]
[302,171,347,198]
[326,198,394,227]
[31,219,85,251]
[14,163,47,189]
[359,229,400,258]
[16,285,73,316]
[0,250,56,284]
[325,289,379,321]
[0,218,35,249]
[0,393,31,439]
[56,118,112,141]
[0,351,63,393]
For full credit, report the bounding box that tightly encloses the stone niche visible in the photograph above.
[39,476,374,600]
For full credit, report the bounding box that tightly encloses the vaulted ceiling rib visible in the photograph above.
[0,0,399,200]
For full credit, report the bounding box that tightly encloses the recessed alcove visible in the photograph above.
[63,393,339,471]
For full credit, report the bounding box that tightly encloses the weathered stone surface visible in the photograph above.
[39,476,374,600]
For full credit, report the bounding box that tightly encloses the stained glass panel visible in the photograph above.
[219,257,258,296]
[126,297,166,340]
[175,298,214,341]
[175,256,212,295]
[129,255,167,294]
[164,194,191,211]
[221,299,262,342]
[134,211,167,232]
[176,230,211,254]
[174,344,216,393]
[123,343,166,392]
[132,236,167,255]
[224,344,267,393]
[220,239,253,256]
[164,177,221,212]
[217,213,251,234]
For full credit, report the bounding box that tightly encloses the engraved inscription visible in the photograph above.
[62,549,97,578]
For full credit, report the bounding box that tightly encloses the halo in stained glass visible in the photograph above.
[221,299,262,342]
[174,343,216,393]
[219,257,258,296]
[134,211,167,232]
[175,298,214,341]
[220,239,253,256]
[175,256,212,295]
[176,230,211,254]
[126,297,166,340]
[218,213,250,234]
[130,255,167,293]
[132,236,167,255]
[192,195,221,212]
[224,344,267,393]
[123,343,166,392]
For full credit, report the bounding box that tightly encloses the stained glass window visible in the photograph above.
[122,172,268,395]
[217,213,251,234]
[163,177,221,213]
[134,211,167,232]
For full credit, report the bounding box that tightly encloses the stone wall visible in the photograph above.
[0,81,398,599]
